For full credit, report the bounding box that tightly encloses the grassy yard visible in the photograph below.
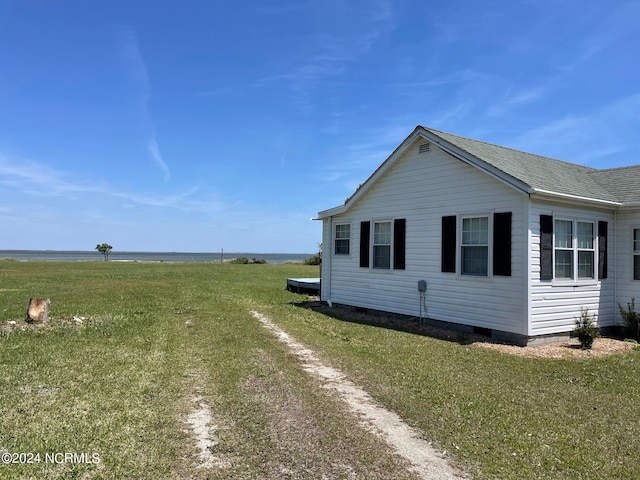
[1,261,639,479]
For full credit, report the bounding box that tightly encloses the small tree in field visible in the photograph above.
[96,243,113,261]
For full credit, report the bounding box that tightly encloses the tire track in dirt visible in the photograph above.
[251,310,468,480]
[185,395,222,469]
[182,318,228,471]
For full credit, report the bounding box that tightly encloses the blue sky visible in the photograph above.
[1,1,639,253]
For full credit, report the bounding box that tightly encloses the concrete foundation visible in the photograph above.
[326,302,615,347]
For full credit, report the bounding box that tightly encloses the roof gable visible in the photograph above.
[317,126,634,219]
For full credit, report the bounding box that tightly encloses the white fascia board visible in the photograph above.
[315,205,347,220]
[530,189,621,208]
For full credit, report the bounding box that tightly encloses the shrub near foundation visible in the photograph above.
[574,308,600,349]
[618,299,640,341]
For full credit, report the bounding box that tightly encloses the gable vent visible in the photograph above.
[419,142,430,154]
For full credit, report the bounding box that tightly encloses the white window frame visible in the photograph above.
[553,218,597,282]
[334,223,351,256]
[372,220,392,269]
[460,214,490,277]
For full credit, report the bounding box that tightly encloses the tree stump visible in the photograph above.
[26,298,50,323]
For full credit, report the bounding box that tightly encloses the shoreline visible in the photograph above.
[0,250,314,264]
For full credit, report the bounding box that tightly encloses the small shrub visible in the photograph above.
[303,254,321,266]
[228,257,267,264]
[574,308,600,350]
[229,257,249,264]
[618,299,640,341]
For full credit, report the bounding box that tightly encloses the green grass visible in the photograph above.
[267,307,640,480]
[1,260,639,479]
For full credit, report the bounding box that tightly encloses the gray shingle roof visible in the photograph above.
[319,126,639,219]
[424,127,633,204]
[589,166,640,204]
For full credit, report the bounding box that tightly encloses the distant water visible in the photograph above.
[0,250,314,264]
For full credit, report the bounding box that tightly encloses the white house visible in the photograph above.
[316,126,640,345]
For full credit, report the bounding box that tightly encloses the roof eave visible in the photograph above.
[315,205,347,220]
[530,188,621,207]
[618,201,640,209]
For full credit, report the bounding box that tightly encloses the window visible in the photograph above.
[334,224,350,255]
[577,222,594,278]
[359,219,406,270]
[461,216,489,276]
[373,221,391,269]
[541,216,606,281]
[441,213,512,276]
[634,229,640,280]
[554,219,594,280]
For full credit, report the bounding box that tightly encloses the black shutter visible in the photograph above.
[598,221,608,279]
[540,215,553,281]
[493,212,512,276]
[441,216,456,273]
[359,221,370,268]
[393,218,406,270]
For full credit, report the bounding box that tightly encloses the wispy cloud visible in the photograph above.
[494,87,542,111]
[392,69,487,91]
[487,82,556,118]
[117,25,151,95]
[488,10,637,118]
[256,0,395,113]
[428,5,505,45]
[512,92,640,166]
[148,136,170,183]
[198,0,395,114]
[116,24,171,182]
[556,2,640,73]
[0,153,211,211]
[318,121,412,195]
[279,149,288,168]
[260,62,347,84]
[196,86,239,98]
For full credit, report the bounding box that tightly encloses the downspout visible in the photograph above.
[525,197,532,338]
[613,209,617,327]
[325,216,333,307]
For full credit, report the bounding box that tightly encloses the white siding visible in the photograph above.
[323,141,528,335]
[320,217,332,301]
[614,208,640,317]
[529,201,615,334]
